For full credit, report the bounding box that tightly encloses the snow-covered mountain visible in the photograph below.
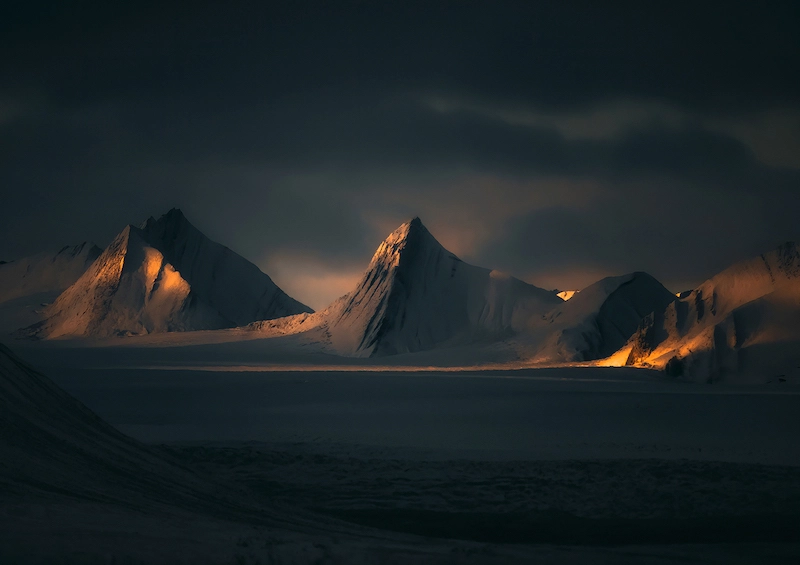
[268,218,563,357]
[0,242,101,303]
[247,220,675,363]
[24,209,311,339]
[517,272,676,364]
[618,242,800,381]
[0,242,101,334]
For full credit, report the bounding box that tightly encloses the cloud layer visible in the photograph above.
[2,1,799,308]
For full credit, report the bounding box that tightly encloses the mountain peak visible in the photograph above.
[391,216,426,240]
[25,210,311,339]
[140,208,188,233]
[162,207,186,222]
[370,217,449,270]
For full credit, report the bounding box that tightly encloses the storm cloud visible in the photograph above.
[2,1,799,308]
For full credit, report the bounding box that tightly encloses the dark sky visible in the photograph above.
[2,1,799,308]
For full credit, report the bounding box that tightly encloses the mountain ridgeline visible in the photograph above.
[7,210,800,380]
[22,209,311,338]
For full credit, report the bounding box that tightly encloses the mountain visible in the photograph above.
[618,242,800,381]
[24,209,312,339]
[248,220,674,363]
[0,242,101,334]
[298,218,563,357]
[518,272,677,364]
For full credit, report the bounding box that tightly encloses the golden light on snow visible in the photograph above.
[143,248,163,285]
[596,346,632,367]
[158,263,189,293]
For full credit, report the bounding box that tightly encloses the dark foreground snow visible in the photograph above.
[3,343,800,564]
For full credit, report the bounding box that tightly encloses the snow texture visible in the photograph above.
[23,209,311,338]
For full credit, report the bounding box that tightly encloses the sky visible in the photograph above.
[2,1,799,310]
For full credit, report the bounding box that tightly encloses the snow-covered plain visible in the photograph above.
[4,340,800,564]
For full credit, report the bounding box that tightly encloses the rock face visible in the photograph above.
[619,242,800,380]
[320,218,563,356]
[25,209,311,338]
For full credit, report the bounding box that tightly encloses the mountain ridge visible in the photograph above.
[617,241,800,380]
[23,209,311,339]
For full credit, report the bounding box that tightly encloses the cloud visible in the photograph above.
[423,97,689,141]
[1,1,799,300]
[424,95,800,170]
[707,109,800,169]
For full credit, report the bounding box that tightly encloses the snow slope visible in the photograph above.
[24,209,311,338]
[0,242,101,334]
[618,242,800,381]
[517,272,677,364]
[0,342,229,511]
[0,242,101,303]
[311,218,563,356]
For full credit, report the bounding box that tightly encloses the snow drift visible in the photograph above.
[619,242,800,381]
[24,209,311,338]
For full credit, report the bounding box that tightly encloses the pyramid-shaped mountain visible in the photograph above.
[25,209,311,338]
[319,218,563,356]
